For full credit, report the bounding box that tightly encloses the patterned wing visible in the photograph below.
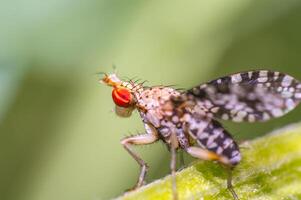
[186,113,241,165]
[184,70,301,122]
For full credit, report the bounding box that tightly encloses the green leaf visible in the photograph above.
[116,123,301,200]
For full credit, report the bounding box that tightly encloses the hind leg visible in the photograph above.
[185,146,238,200]
[226,168,239,200]
[186,146,231,165]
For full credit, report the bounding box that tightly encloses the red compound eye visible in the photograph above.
[112,88,132,107]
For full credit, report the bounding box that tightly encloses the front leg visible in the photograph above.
[121,123,159,190]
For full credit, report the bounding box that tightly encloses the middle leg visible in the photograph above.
[170,144,178,200]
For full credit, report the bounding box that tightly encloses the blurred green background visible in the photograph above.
[1,1,301,200]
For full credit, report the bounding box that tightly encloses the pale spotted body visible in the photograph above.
[134,87,185,146]
[133,86,241,165]
[134,87,180,128]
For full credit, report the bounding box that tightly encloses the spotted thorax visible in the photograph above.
[100,70,301,200]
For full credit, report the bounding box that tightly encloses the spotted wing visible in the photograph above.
[186,113,241,165]
[185,70,301,122]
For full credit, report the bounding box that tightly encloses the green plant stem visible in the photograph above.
[116,123,301,200]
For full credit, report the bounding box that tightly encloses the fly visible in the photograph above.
[100,70,301,200]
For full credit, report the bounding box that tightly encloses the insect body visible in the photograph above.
[100,70,301,199]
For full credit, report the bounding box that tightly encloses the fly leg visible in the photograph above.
[185,146,239,200]
[121,124,158,190]
[226,168,239,200]
[186,146,231,165]
[170,145,178,200]
[170,132,179,200]
[178,150,185,170]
